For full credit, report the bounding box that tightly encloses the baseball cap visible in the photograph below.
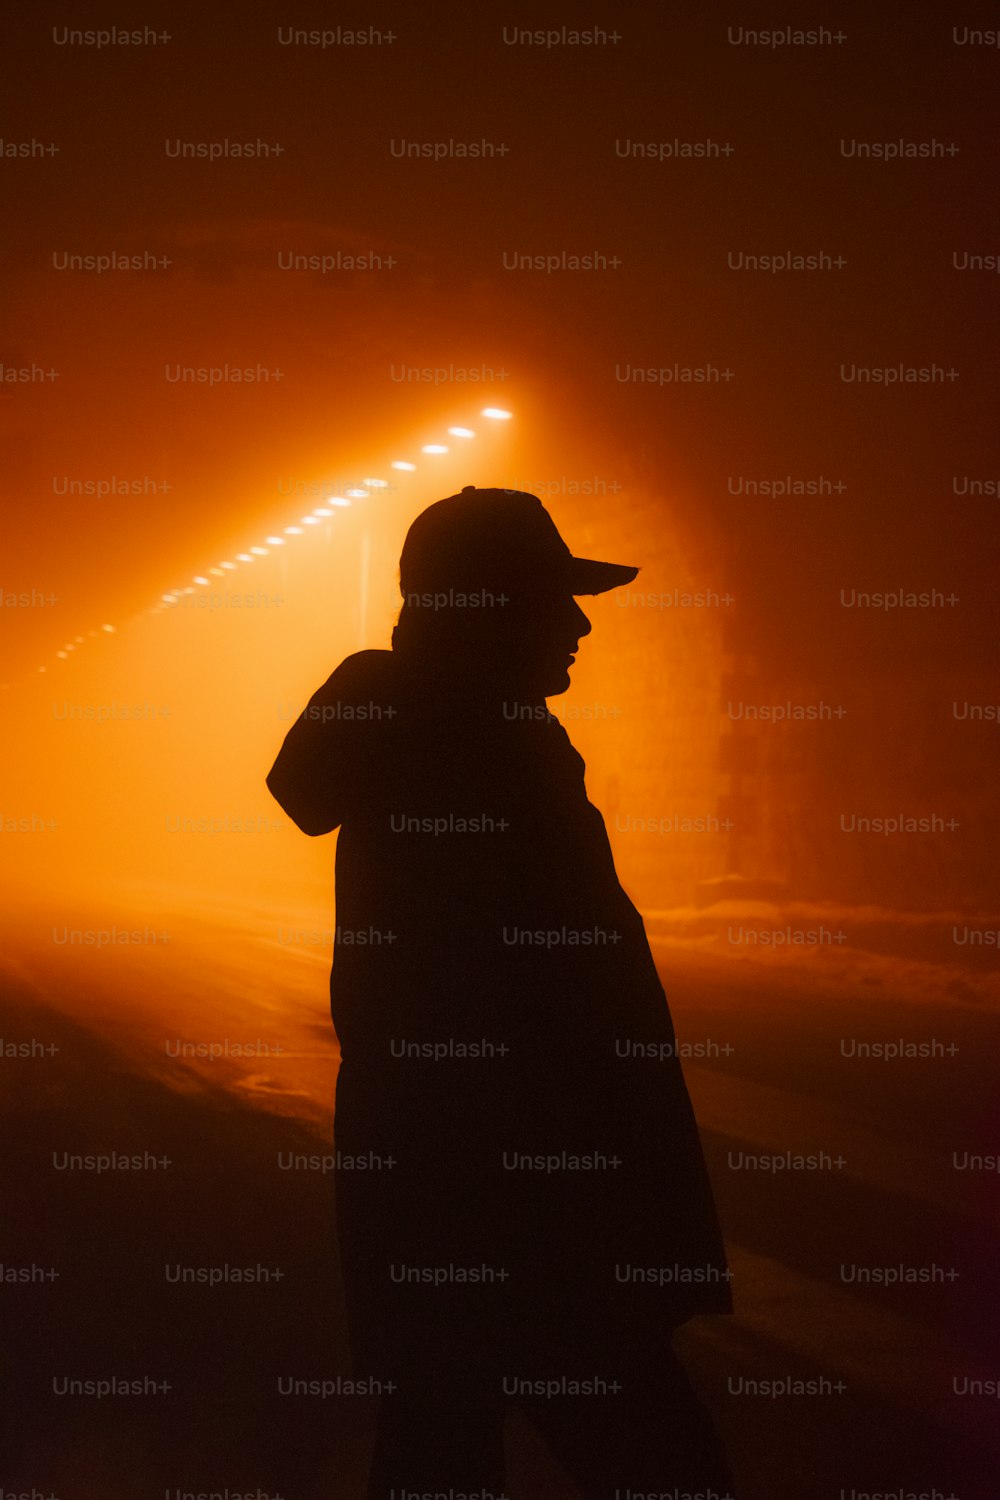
[399,487,638,598]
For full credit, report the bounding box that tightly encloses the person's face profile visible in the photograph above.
[493,587,593,698]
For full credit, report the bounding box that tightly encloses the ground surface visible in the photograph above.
[2,881,997,1498]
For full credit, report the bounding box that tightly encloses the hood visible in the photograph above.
[266,647,576,838]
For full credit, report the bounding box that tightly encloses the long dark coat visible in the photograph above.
[267,648,731,1378]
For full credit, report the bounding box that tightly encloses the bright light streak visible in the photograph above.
[18,406,516,687]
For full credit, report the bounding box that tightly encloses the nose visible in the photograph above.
[570,598,592,639]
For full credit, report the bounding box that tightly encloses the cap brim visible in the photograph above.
[568,556,639,595]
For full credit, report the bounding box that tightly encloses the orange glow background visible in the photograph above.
[3,223,998,1070]
[2,10,999,1491]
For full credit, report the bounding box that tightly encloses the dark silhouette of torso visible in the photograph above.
[267,647,731,1380]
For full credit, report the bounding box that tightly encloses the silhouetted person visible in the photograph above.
[267,487,736,1498]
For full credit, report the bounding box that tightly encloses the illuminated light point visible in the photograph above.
[328,497,351,508]
[75,635,85,643]
[448,427,475,438]
[301,516,321,525]
[209,567,225,576]
[102,624,115,632]
[38,666,46,674]
[64,644,75,652]
[56,651,68,659]
[422,444,448,454]
[194,576,210,586]
[391,461,416,471]
[312,507,333,517]
[183,587,196,595]
[237,553,254,563]
[363,477,389,488]
[220,561,238,571]
[481,407,512,420]
[284,526,304,535]
[250,546,268,556]
[266,536,285,546]
[345,487,369,498]
[162,593,177,604]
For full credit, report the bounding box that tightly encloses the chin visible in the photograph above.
[543,667,572,697]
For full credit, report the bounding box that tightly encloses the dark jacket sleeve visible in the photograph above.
[266,649,397,836]
[266,672,344,836]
